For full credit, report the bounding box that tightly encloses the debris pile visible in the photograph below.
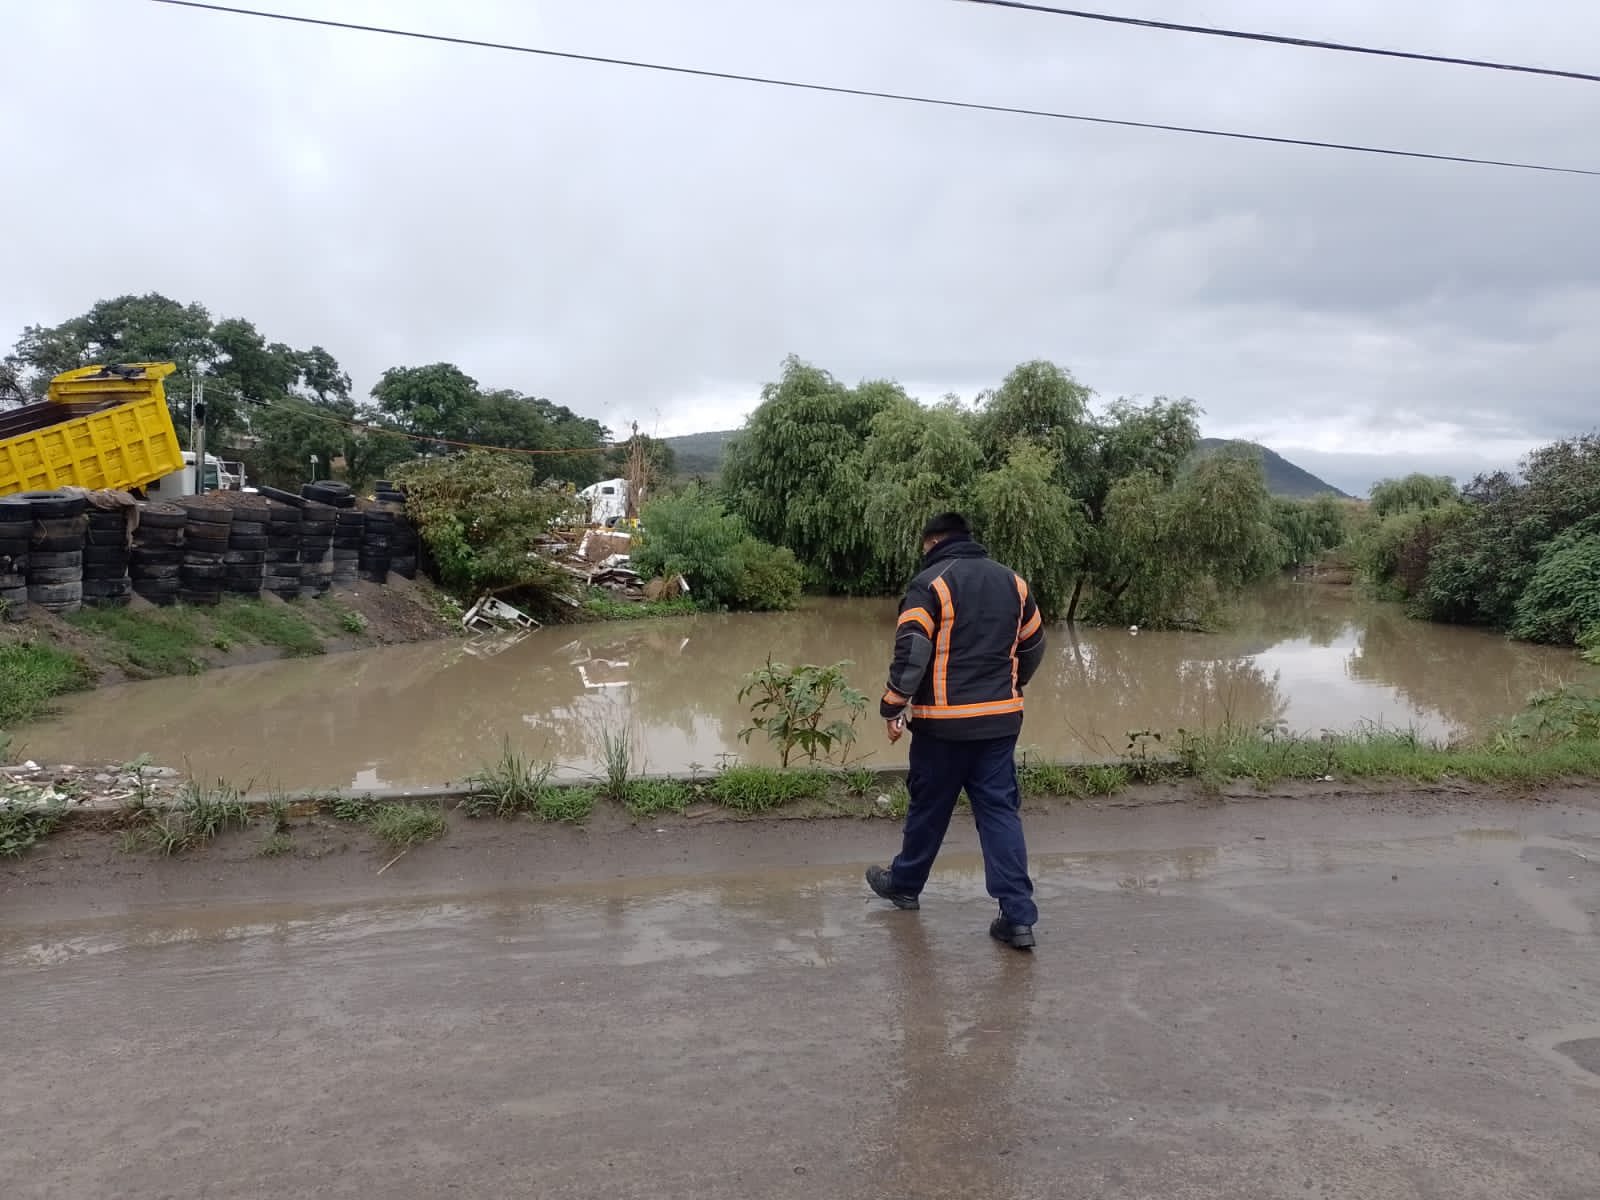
[0,759,185,815]
[529,526,688,606]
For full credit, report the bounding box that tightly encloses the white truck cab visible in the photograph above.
[145,452,246,498]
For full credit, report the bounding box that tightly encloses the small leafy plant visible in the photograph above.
[738,658,866,768]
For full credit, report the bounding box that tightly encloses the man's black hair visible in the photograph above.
[921,512,971,542]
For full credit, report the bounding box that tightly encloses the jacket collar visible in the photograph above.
[923,534,989,569]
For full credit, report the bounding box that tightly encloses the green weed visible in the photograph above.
[178,779,250,841]
[598,724,635,801]
[1081,765,1130,796]
[367,803,446,850]
[879,780,910,821]
[66,607,204,676]
[329,794,372,823]
[533,785,598,824]
[259,831,294,857]
[0,642,92,726]
[338,609,368,635]
[708,765,829,814]
[624,778,695,817]
[0,796,67,858]
[1018,762,1075,797]
[841,766,880,797]
[211,599,325,657]
[584,593,700,621]
[464,742,554,818]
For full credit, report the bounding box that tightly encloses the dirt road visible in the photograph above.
[5,793,1600,1198]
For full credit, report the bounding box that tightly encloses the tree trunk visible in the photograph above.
[1065,576,1085,624]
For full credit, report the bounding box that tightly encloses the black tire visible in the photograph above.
[185,536,229,556]
[132,564,182,582]
[82,567,130,584]
[229,534,269,551]
[183,548,225,564]
[223,549,267,565]
[133,527,184,547]
[137,504,188,530]
[83,545,130,565]
[178,590,221,607]
[29,566,83,586]
[178,498,233,521]
[0,572,25,590]
[183,564,227,582]
[301,522,334,538]
[229,520,267,538]
[0,538,30,559]
[266,501,303,522]
[86,509,128,527]
[29,581,83,605]
[0,521,34,542]
[18,491,88,519]
[254,485,306,507]
[30,550,83,569]
[358,569,388,584]
[391,558,418,579]
[133,576,180,593]
[85,529,131,550]
[82,578,132,596]
[264,548,302,563]
[132,548,184,566]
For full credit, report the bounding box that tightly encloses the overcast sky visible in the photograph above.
[5,0,1598,493]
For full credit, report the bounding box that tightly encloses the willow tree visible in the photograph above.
[859,397,983,584]
[971,440,1086,622]
[722,356,901,593]
[1097,449,1281,625]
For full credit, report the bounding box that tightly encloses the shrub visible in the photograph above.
[738,658,866,767]
[1510,532,1600,645]
[633,486,803,611]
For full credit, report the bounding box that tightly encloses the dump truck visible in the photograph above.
[0,363,188,498]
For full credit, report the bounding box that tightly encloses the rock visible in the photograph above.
[94,773,114,785]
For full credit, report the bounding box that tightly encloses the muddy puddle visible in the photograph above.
[16,581,1599,790]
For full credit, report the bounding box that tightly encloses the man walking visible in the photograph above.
[866,513,1047,950]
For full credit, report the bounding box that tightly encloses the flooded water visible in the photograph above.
[18,581,1600,790]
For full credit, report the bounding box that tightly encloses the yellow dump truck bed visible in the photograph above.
[0,363,184,497]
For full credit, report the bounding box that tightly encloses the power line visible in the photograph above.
[950,0,1600,85]
[145,0,1600,178]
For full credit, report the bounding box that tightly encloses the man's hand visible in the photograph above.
[886,717,905,745]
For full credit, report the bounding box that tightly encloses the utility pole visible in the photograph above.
[194,377,207,496]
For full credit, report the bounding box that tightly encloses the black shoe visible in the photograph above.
[865,865,920,910]
[989,916,1036,951]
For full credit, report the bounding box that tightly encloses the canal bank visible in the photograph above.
[11,581,1599,792]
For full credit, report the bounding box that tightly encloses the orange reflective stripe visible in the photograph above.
[897,607,934,637]
[1019,610,1043,641]
[1011,576,1027,698]
[883,688,908,706]
[930,576,954,706]
[910,697,1025,719]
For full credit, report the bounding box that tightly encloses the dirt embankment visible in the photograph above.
[2,573,461,688]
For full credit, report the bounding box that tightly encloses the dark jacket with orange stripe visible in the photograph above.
[879,535,1047,741]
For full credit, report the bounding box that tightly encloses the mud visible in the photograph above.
[3,791,1600,1197]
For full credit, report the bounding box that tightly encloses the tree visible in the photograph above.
[722,356,901,593]
[1369,474,1457,518]
[969,440,1086,622]
[1509,532,1600,645]
[632,486,804,611]
[372,363,482,446]
[859,397,982,584]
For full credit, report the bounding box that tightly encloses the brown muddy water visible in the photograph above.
[17,581,1600,791]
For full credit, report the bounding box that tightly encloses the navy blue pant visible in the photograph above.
[889,732,1038,926]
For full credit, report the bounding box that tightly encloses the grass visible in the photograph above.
[598,725,635,801]
[121,777,251,855]
[0,642,93,727]
[463,742,554,818]
[708,765,829,813]
[841,766,880,797]
[534,786,597,823]
[0,794,67,857]
[1017,761,1132,799]
[624,778,695,817]
[259,830,295,857]
[367,803,447,850]
[583,593,701,621]
[211,599,325,657]
[67,607,207,676]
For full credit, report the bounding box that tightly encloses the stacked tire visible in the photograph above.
[24,491,88,615]
[224,498,270,600]
[373,480,406,505]
[301,480,356,509]
[0,496,31,618]
[331,509,363,586]
[299,502,336,598]
[359,505,394,583]
[82,505,133,608]
[179,500,232,607]
[131,503,185,606]
[263,500,303,600]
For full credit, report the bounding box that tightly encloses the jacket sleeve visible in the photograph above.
[1016,588,1046,690]
[881,576,939,718]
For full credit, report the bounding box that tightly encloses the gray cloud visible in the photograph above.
[4,0,1597,493]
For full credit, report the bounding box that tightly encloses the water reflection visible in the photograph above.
[19,581,1599,790]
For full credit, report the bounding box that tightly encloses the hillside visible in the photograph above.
[1194,438,1350,499]
[662,430,1349,498]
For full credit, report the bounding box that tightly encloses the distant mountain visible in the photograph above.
[662,429,1350,499]
[1194,438,1351,499]
[662,429,738,478]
